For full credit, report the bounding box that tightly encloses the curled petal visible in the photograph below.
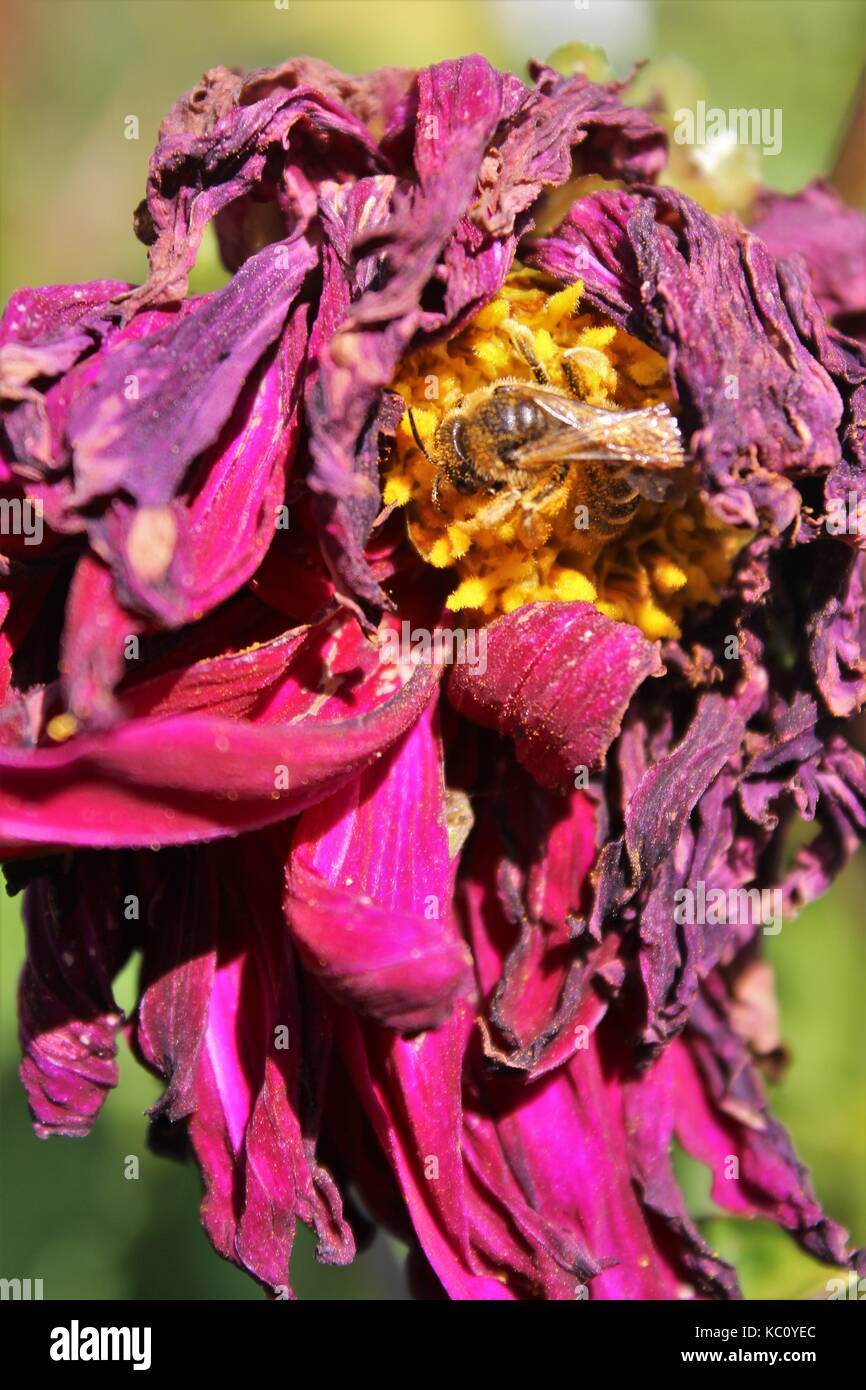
[67,238,315,510]
[60,553,144,728]
[18,854,135,1137]
[134,833,354,1291]
[527,187,845,533]
[808,551,866,718]
[0,282,127,401]
[133,61,389,308]
[448,601,661,790]
[460,776,616,1076]
[286,700,472,1030]
[96,300,311,627]
[473,63,666,236]
[624,676,766,882]
[0,657,440,849]
[472,1022,715,1299]
[677,987,864,1273]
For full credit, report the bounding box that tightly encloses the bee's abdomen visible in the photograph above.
[583,463,639,534]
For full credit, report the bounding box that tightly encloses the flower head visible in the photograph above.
[1,52,865,1298]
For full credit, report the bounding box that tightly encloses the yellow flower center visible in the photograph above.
[384,268,744,640]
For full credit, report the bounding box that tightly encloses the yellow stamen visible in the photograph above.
[446,577,491,612]
[383,476,412,507]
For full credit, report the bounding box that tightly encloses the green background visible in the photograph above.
[1,0,864,1299]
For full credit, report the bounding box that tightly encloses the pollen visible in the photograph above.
[385,266,746,640]
[383,475,412,507]
[46,712,80,742]
[446,576,490,611]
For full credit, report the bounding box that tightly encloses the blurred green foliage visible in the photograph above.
[1,0,864,1300]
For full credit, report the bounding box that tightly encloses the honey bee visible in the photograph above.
[408,338,686,555]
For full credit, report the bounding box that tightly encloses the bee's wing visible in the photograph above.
[517,395,624,463]
[513,394,686,472]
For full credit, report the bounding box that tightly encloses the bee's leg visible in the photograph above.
[463,488,523,535]
[517,465,572,547]
[531,463,571,504]
[561,345,621,401]
[561,350,582,398]
[502,318,551,385]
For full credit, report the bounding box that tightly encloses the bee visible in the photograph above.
[407,332,686,555]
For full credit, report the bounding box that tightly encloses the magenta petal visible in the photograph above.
[460,779,614,1077]
[286,700,472,1030]
[67,238,315,512]
[371,1014,478,1275]
[460,1104,603,1299]
[0,282,128,400]
[135,853,216,1123]
[783,738,866,910]
[0,659,439,849]
[486,1049,680,1300]
[338,1008,515,1298]
[136,833,354,1291]
[622,1040,741,1298]
[18,854,135,1137]
[4,299,192,495]
[624,677,766,882]
[750,180,866,325]
[60,553,145,728]
[448,601,661,789]
[678,991,864,1272]
[524,188,641,324]
[528,187,846,534]
[97,301,310,627]
[234,1053,353,1289]
[474,64,665,236]
[133,62,387,309]
[343,1008,592,1300]
[120,625,312,724]
[809,551,866,718]
[286,869,471,1031]
[343,1007,606,1299]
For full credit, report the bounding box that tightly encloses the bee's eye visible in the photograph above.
[451,418,470,463]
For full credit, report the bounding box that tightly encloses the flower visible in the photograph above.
[1,52,865,1299]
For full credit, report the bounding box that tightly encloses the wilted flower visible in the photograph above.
[1,53,865,1299]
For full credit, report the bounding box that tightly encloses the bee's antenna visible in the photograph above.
[407,406,432,464]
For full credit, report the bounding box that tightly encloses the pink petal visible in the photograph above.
[0,658,439,849]
[18,854,135,1137]
[135,832,354,1292]
[286,700,472,1030]
[448,601,661,790]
